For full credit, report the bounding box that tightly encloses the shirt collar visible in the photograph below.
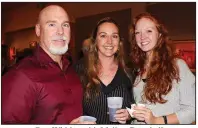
[33,45,70,71]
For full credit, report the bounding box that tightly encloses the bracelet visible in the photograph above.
[163,116,168,124]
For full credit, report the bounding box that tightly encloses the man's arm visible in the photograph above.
[2,69,37,124]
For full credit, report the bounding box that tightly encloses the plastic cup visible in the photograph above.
[107,97,123,122]
[80,116,97,122]
[137,103,146,107]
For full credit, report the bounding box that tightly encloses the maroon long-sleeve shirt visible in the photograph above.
[2,46,83,124]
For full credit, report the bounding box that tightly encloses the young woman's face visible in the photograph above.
[96,22,120,59]
[135,18,160,55]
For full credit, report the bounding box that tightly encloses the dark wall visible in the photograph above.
[147,2,196,40]
[75,8,131,61]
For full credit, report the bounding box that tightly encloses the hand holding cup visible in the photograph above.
[70,116,97,124]
[107,97,123,122]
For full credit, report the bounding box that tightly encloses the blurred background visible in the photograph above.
[1,2,196,75]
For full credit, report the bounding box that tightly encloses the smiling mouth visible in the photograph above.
[52,40,66,47]
[104,46,113,50]
[141,41,149,46]
[52,39,66,43]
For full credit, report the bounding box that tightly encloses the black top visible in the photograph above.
[83,66,135,124]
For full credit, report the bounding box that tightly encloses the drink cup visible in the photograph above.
[107,97,123,122]
[80,116,97,122]
[137,103,146,107]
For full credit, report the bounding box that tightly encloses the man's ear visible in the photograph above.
[35,24,41,37]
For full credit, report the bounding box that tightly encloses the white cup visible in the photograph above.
[127,103,146,118]
[107,97,123,122]
[137,103,146,107]
[80,116,97,122]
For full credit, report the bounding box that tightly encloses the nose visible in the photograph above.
[140,32,146,40]
[57,26,64,35]
[107,36,112,44]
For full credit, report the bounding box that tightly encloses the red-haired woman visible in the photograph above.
[130,13,195,124]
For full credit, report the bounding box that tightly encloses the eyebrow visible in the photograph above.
[46,20,70,24]
[135,27,156,31]
[46,20,56,24]
[98,32,119,35]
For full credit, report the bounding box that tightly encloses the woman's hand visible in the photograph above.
[115,109,131,124]
[133,106,158,124]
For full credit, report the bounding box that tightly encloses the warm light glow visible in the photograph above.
[29,41,37,48]
[9,47,15,60]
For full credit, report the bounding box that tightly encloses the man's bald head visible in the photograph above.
[37,5,69,24]
[35,5,71,56]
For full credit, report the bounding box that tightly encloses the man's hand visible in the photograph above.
[70,117,96,124]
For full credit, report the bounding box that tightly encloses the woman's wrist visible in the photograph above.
[153,116,165,124]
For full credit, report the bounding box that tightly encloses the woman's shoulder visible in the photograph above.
[175,58,190,70]
[175,58,195,80]
[118,66,136,86]
[175,58,187,65]
[118,66,132,77]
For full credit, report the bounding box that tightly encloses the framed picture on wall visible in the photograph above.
[173,40,195,72]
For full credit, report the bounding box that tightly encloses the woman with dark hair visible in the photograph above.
[82,17,135,124]
[130,13,195,124]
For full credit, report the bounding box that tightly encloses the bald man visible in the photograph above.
[2,5,94,124]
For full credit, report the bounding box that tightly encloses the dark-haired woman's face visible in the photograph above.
[96,22,120,58]
[135,18,160,55]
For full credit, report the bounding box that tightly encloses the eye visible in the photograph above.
[63,23,70,28]
[112,34,119,39]
[147,30,152,33]
[135,31,140,35]
[100,34,106,38]
[49,23,55,27]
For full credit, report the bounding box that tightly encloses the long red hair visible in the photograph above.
[130,13,180,104]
